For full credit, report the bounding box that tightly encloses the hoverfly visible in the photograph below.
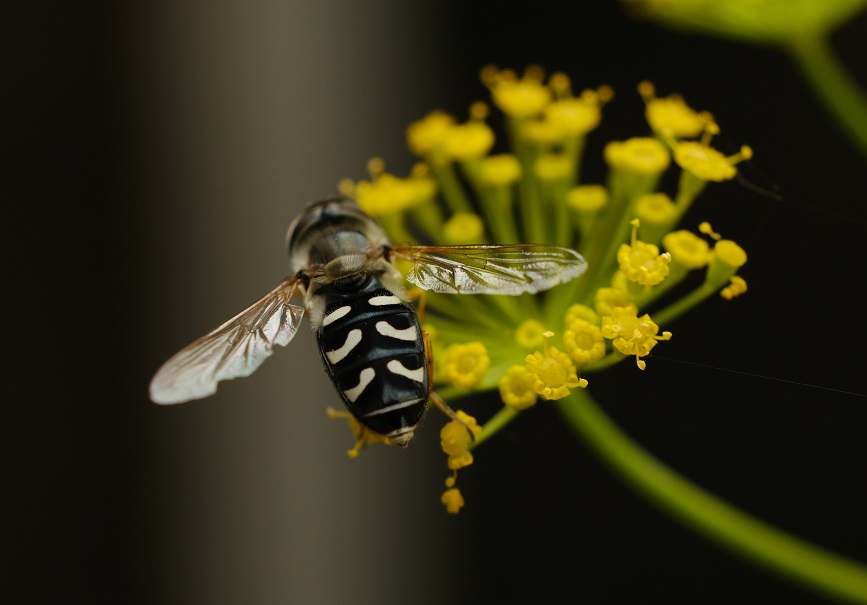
[149,197,587,446]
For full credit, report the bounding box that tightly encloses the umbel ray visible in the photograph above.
[149,197,588,446]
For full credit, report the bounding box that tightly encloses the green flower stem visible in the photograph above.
[479,185,521,243]
[379,213,415,246]
[410,200,444,242]
[673,170,707,222]
[651,282,716,327]
[562,135,586,186]
[426,295,507,331]
[517,152,545,243]
[471,405,519,448]
[506,119,546,244]
[583,350,627,373]
[556,389,867,604]
[632,264,690,310]
[580,171,656,298]
[543,274,586,331]
[786,33,867,162]
[432,162,473,214]
[551,182,574,247]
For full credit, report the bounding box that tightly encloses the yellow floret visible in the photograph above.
[441,487,465,514]
[635,193,677,226]
[443,121,495,161]
[545,94,603,136]
[617,219,671,286]
[564,303,600,327]
[482,64,552,118]
[721,276,748,300]
[442,212,485,244]
[407,110,456,158]
[440,342,490,389]
[567,184,608,213]
[514,318,548,350]
[525,331,588,400]
[563,319,606,365]
[521,119,564,146]
[534,153,573,182]
[480,154,522,186]
[604,137,670,176]
[601,306,671,370]
[594,287,633,317]
[440,410,482,470]
[638,80,707,138]
[663,229,711,269]
[498,365,539,410]
[354,160,436,216]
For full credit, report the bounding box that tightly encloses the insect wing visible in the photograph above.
[391,244,588,295]
[149,278,305,404]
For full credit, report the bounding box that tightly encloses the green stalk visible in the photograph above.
[432,162,473,214]
[472,405,519,448]
[556,389,867,604]
[786,33,867,163]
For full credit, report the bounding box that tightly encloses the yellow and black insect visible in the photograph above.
[149,197,587,446]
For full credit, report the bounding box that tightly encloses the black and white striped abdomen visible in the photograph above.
[315,286,429,440]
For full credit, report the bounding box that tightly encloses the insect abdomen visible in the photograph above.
[316,286,428,441]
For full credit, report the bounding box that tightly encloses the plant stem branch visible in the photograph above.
[556,389,867,604]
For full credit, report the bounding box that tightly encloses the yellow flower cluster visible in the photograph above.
[333,65,751,513]
[439,410,482,514]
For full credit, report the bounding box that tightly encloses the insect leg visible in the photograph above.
[428,391,475,442]
[405,286,428,322]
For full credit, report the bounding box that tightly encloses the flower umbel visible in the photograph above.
[339,67,750,514]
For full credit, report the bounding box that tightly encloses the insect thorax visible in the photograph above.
[313,275,429,443]
[286,197,389,275]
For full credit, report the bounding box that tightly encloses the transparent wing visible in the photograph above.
[390,244,588,295]
[149,278,306,405]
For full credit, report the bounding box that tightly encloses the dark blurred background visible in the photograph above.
[6,1,867,603]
